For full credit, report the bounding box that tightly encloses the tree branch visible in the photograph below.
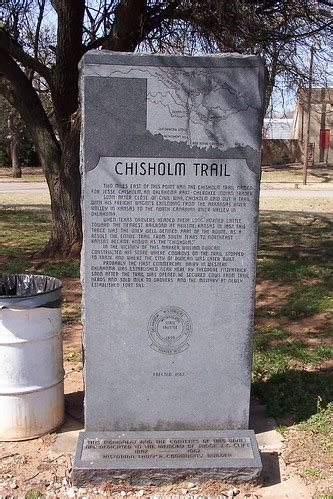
[0,28,51,84]
[34,0,46,59]
[85,0,182,52]
[48,0,85,140]
[0,48,61,175]
[101,0,147,51]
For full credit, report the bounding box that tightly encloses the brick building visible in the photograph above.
[292,87,333,165]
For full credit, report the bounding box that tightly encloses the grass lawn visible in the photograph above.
[0,206,332,486]
[261,165,333,185]
[0,166,45,182]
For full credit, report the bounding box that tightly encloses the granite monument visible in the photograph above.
[73,51,265,484]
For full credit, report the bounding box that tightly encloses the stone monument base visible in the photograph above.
[72,430,262,485]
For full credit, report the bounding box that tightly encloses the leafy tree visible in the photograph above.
[0,0,331,256]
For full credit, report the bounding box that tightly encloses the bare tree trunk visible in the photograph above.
[1,2,85,258]
[8,110,22,178]
[42,123,82,257]
[10,135,21,178]
[0,48,81,257]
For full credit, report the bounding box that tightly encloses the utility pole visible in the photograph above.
[303,44,315,185]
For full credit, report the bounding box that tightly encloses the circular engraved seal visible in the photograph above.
[148,306,192,355]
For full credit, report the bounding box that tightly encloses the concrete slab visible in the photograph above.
[260,476,315,498]
[49,415,82,455]
[250,400,284,450]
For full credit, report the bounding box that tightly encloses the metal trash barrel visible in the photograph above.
[0,274,64,440]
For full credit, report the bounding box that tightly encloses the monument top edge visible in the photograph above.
[79,50,265,70]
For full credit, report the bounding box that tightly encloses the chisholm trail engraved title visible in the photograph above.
[148,306,193,355]
[114,160,231,177]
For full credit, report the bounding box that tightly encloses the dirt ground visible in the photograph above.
[1,275,332,498]
[0,167,332,498]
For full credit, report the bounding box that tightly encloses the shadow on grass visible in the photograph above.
[258,212,333,280]
[256,280,333,320]
[252,370,332,424]
[43,260,80,278]
[257,212,333,319]
[309,170,333,183]
[0,204,50,211]
[0,208,51,257]
[252,326,333,423]
[1,257,80,278]
[1,208,80,278]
